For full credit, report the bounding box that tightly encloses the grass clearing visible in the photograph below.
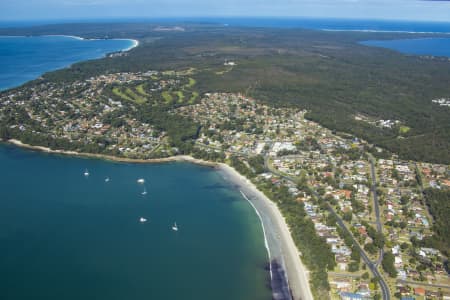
[175,91,184,103]
[189,91,199,104]
[162,91,173,103]
[112,87,133,101]
[399,126,411,135]
[125,88,146,104]
[187,77,196,87]
[136,84,149,96]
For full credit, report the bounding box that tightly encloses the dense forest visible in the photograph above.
[2,23,450,163]
[421,188,450,257]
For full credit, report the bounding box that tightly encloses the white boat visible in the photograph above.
[139,217,147,223]
[84,169,89,177]
[141,187,147,195]
[172,222,178,231]
[105,177,110,182]
[137,178,145,184]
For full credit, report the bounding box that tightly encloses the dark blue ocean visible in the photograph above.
[0,35,135,91]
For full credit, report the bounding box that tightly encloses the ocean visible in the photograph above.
[0,35,135,91]
[0,145,271,300]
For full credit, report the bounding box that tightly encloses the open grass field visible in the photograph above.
[187,78,196,88]
[162,91,173,103]
[136,84,149,96]
[175,91,185,103]
[189,91,199,104]
[399,126,411,135]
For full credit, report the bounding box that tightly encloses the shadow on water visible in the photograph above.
[202,182,240,190]
[265,259,294,300]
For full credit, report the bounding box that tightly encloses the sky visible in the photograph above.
[1,0,450,22]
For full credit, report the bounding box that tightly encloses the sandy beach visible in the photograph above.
[122,38,139,51]
[219,164,314,300]
[5,139,313,300]
[40,35,139,52]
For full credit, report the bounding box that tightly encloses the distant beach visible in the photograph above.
[0,35,138,91]
[41,35,140,51]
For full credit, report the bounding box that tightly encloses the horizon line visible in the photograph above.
[2,16,450,24]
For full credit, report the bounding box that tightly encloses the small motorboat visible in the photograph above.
[172,222,178,231]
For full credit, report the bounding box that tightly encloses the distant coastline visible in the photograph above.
[0,35,139,91]
[40,35,140,50]
[322,29,450,34]
[3,138,314,300]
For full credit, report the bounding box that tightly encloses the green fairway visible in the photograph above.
[189,91,199,104]
[176,91,184,103]
[112,87,133,101]
[399,126,411,135]
[112,87,146,104]
[162,91,173,103]
[187,78,196,87]
[136,84,149,96]
[125,88,146,104]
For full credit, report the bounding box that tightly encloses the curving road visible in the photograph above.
[324,202,391,300]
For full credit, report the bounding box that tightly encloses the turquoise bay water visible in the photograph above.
[361,38,450,57]
[0,35,134,91]
[0,145,271,300]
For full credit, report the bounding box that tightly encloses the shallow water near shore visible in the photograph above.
[0,145,271,300]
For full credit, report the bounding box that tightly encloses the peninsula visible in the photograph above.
[1,22,449,300]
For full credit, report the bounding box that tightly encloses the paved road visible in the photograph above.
[397,279,450,290]
[328,272,363,278]
[368,155,385,268]
[324,202,391,300]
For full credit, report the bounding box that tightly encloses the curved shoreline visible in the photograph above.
[0,35,139,92]
[41,34,140,51]
[4,138,313,300]
[0,34,140,51]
